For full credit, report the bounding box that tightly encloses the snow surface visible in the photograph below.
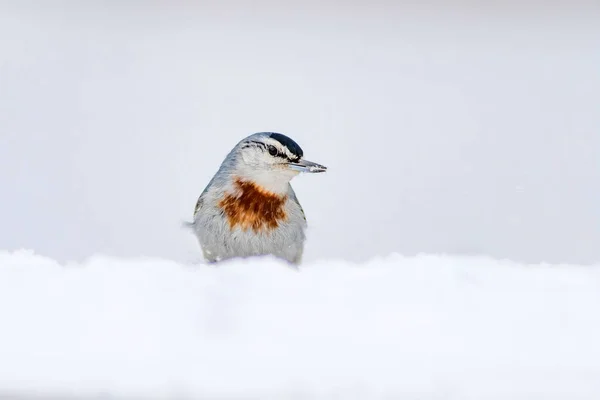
[0,250,599,399]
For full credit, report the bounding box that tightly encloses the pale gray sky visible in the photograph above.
[1,2,598,264]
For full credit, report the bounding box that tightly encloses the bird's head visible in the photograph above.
[224,132,327,194]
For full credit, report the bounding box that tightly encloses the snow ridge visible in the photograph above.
[0,250,599,400]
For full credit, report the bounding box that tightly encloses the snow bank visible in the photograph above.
[0,250,599,400]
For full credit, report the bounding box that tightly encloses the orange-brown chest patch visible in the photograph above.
[218,178,288,233]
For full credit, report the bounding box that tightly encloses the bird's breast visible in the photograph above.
[218,178,288,233]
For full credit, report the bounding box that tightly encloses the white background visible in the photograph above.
[1,1,599,264]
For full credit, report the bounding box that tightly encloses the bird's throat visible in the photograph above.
[218,177,288,233]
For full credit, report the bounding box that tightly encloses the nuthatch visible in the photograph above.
[189,132,327,265]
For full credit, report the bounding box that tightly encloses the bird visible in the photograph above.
[189,132,327,265]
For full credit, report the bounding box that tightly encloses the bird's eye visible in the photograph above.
[267,145,278,156]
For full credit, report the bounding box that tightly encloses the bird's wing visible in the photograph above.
[193,196,204,218]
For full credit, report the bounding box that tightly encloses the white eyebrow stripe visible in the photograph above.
[280,146,295,159]
[263,138,295,159]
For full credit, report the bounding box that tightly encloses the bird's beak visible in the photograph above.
[288,159,327,173]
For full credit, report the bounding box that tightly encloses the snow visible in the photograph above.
[0,4,598,399]
[1,250,599,399]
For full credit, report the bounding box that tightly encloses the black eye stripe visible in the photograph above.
[244,140,299,162]
[250,132,305,159]
[268,145,295,161]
